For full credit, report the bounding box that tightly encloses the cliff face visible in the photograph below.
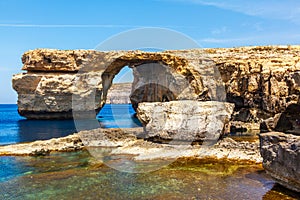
[106,83,131,104]
[12,46,300,134]
[206,46,300,134]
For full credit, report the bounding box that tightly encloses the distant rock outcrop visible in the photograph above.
[106,83,132,104]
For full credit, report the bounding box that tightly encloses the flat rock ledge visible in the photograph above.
[0,134,84,156]
[260,132,300,192]
[0,128,261,163]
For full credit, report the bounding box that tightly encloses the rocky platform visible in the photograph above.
[0,127,261,163]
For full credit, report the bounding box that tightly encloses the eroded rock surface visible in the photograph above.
[13,49,208,119]
[260,132,300,192]
[137,101,234,141]
[169,46,300,134]
[0,134,83,156]
[12,46,300,135]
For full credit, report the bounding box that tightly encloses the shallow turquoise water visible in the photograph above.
[0,151,299,200]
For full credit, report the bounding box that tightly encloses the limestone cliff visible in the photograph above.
[106,83,131,104]
[12,46,300,135]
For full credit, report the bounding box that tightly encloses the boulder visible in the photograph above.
[136,100,235,142]
[259,132,300,192]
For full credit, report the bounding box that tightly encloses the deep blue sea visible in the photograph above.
[0,104,141,146]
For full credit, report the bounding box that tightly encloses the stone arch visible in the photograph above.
[12,49,211,119]
[99,52,207,111]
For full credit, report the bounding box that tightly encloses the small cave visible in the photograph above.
[129,62,188,111]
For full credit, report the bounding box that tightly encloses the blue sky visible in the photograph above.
[1,0,300,103]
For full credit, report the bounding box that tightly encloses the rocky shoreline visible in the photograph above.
[0,127,261,163]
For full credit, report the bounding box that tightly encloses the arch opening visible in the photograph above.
[95,52,206,128]
[97,66,142,128]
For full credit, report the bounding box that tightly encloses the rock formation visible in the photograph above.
[12,46,300,135]
[137,101,234,142]
[260,132,300,192]
[13,49,209,119]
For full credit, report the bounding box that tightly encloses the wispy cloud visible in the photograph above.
[0,24,141,28]
[198,32,300,47]
[0,23,199,29]
[170,0,300,23]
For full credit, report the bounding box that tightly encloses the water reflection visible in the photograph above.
[17,119,78,143]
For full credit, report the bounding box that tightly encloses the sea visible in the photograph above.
[0,104,298,199]
[0,104,141,146]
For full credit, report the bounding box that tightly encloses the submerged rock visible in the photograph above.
[259,132,300,192]
[137,101,234,142]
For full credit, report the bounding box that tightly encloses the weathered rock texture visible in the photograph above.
[260,132,300,192]
[169,46,300,135]
[137,101,234,141]
[13,49,209,119]
[12,46,300,135]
